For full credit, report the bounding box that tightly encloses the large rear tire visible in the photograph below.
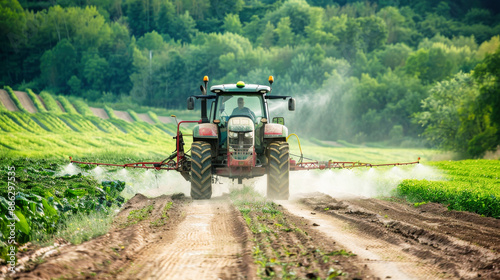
[267,141,289,200]
[191,141,212,200]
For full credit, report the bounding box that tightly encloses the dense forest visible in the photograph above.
[1,0,500,157]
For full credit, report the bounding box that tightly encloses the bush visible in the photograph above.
[147,111,160,124]
[40,91,63,113]
[104,105,117,119]
[72,99,94,117]
[4,86,27,112]
[57,95,78,114]
[127,109,142,122]
[26,89,47,112]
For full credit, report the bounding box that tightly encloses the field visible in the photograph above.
[1,103,500,279]
[397,160,500,218]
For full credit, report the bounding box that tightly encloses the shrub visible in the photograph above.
[40,91,62,113]
[4,86,27,112]
[57,95,79,114]
[26,89,47,112]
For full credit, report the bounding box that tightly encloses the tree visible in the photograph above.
[275,17,294,46]
[257,21,275,48]
[209,0,243,19]
[40,39,77,92]
[305,7,337,45]
[473,47,500,154]
[416,72,495,157]
[357,16,388,52]
[156,0,175,34]
[375,43,412,70]
[137,31,167,51]
[243,15,263,43]
[222,13,242,34]
[81,53,110,91]
[169,11,197,43]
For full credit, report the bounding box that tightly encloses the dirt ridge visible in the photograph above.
[296,193,500,279]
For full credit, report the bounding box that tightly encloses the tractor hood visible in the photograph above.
[228,117,254,131]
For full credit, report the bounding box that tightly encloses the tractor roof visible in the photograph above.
[210,83,271,94]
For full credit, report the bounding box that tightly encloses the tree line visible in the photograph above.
[1,0,499,157]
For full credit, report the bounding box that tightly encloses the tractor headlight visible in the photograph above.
[244,132,253,138]
[229,132,238,138]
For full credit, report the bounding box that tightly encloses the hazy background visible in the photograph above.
[1,0,500,157]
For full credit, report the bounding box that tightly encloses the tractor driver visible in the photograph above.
[231,97,256,122]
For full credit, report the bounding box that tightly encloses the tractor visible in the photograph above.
[186,76,295,200]
[70,77,420,200]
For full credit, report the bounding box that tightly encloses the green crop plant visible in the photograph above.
[147,111,160,124]
[71,99,94,117]
[396,160,500,218]
[104,105,117,119]
[125,205,154,226]
[127,109,142,122]
[57,96,79,114]
[40,91,62,114]
[26,89,47,112]
[0,95,6,112]
[0,158,126,259]
[4,86,27,112]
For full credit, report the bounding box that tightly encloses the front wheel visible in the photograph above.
[190,141,212,200]
[267,142,290,200]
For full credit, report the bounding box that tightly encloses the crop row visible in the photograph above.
[396,160,500,218]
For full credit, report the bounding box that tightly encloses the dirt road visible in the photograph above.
[8,192,500,279]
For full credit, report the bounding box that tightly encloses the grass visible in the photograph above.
[396,160,500,218]
[287,137,444,164]
[34,206,118,246]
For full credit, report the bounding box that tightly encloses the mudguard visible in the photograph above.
[264,123,288,138]
[193,123,218,138]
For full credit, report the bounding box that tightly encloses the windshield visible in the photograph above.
[215,94,266,123]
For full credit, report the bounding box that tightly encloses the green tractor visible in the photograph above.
[187,76,295,200]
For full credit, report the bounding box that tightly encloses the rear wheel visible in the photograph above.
[191,141,212,200]
[267,141,289,200]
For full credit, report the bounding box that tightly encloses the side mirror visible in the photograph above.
[272,117,285,125]
[288,98,295,111]
[187,96,195,110]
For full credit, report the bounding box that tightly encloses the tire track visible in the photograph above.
[280,200,450,280]
[120,199,247,280]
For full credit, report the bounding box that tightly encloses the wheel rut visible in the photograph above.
[119,199,248,280]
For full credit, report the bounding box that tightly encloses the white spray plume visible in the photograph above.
[251,163,443,199]
[57,162,442,200]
